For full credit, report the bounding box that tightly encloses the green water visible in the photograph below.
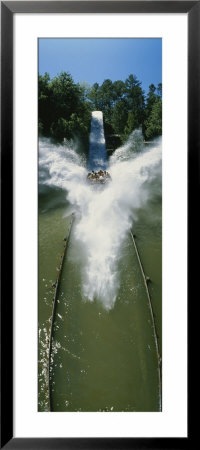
[38,191,161,412]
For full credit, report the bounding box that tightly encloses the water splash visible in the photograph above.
[39,130,161,310]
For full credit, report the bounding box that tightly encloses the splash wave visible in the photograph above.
[39,131,161,309]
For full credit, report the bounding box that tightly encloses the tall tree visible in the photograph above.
[111,100,128,134]
[38,70,162,147]
[145,83,157,115]
[143,83,162,139]
[124,74,145,128]
[87,82,100,110]
[157,83,162,98]
[49,71,80,119]
[38,72,54,135]
[144,98,162,140]
[113,80,126,101]
[38,71,91,146]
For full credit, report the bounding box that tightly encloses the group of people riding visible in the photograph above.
[87,169,111,184]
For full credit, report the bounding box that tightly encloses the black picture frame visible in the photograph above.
[0,1,198,449]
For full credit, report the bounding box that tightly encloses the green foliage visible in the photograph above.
[111,100,128,134]
[157,83,162,98]
[49,72,79,117]
[38,70,162,149]
[113,80,126,100]
[87,83,101,110]
[143,83,162,140]
[38,120,44,136]
[124,75,145,123]
[125,112,138,136]
[50,113,89,142]
[146,84,157,113]
[87,74,146,139]
[39,71,91,148]
[50,118,68,140]
[144,99,162,140]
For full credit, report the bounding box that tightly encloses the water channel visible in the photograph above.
[38,122,162,412]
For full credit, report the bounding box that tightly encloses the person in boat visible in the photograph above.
[87,169,111,183]
[87,172,93,180]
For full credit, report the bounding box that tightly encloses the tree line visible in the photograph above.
[39,71,162,149]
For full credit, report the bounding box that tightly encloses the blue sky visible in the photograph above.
[39,38,162,95]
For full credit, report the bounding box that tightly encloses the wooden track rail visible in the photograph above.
[47,213,75,411]
[130,230,162,411]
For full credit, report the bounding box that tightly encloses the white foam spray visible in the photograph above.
[88,111,107,171]
[39,130,161,310]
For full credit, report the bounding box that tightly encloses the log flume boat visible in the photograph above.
[87,169,111,184]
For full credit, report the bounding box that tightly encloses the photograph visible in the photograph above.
[38,37,162,413]
[1,0,198,445]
